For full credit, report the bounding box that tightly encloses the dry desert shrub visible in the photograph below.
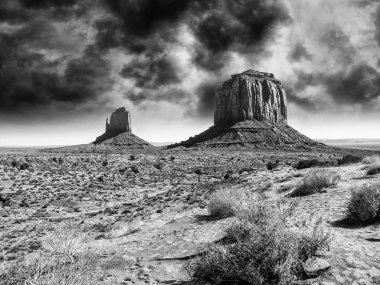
[1,221,104,285]
[362,155,380,165]
[42,221,89,261]
[193,199,330,284]
[294,159,332,170]
[346,183,380,224]
[337,155,362,165]
[106,220,142,239]
[289,169,340,197]
[367,165,380,176]
[0,253,100,285]
[208,186,255,218]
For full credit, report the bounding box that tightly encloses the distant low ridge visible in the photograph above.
[169,70,321,149]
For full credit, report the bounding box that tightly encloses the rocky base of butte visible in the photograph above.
[170,70,321,149]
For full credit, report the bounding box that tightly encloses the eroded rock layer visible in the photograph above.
[168,120,320,149]
[214,70,287,126]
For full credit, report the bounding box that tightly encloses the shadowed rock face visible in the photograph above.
[106,107,132,133]
[214,70,287,126]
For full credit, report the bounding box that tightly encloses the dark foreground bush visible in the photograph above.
[294,159,332,170]
[346,184,380,224]
[337,155,362,166]
[289,169,340,197]
[193,200,330,285]
[367,165,380,176]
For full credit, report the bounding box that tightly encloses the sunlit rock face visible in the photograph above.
[214,70,287,126]
[106,107,132,133]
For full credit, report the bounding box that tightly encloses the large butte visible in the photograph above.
[169,70,322,149]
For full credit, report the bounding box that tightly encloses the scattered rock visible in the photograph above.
[303,257,331,277]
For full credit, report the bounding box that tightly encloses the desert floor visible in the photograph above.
[0,147,379,284]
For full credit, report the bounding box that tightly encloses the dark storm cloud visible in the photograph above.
[0,0,115,119]
[120,55,181,89]
[19,0,79,9]
[323,63,380,105]
[375,6,380,47]
[285,87,317,111]
[319,25,356,65]
[191,0,290,71]
[288,63,380,109]
[0,44,113,112]
[99,0,290,115]
[195,1,289,53]
[288,42,312,62]
[127,88,188,105]
[103,0,194,38]
[195,81,219,118]
[286,24,380,111]
[0,2,29,24]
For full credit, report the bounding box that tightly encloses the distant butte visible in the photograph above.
[169,70,322,149]
[93,107,152,148]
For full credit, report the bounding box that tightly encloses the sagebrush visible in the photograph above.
[289,169,340,197]
[193,199,330,284]
[346,183,380,224]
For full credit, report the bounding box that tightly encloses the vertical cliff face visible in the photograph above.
[214,70,287,126]
[106,107,132,133]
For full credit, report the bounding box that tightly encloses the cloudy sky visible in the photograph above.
[0,0,380,146]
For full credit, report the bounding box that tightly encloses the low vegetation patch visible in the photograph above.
[193,200,330,284]
[337,155,362,166]
[105,220,142,239]
[42,221,89,261]
[289,169,340,197]
[367,165,380,176]
[346,183,380,224]
[0,253,100,285]
[208,187,243,217]
[294,159,333,170]
[208,187,257,218]
[1,221,101,285]
[362,155,380,165]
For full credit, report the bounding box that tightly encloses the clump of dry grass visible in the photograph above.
[105,220,142,239]
[0,253,100,285]
[193,199,330,284]
[207,187,255,218]
[1,221,101,285]
[346,183,380,224]
[360,155,380,176]
[289,169,340,197]
[362,155,380,165]
[42,221,89,261]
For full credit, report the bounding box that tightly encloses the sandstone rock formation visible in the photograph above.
[106,107,132,133]
[169,70,321,149]
[214,70,287,126]
[93,107,152,148]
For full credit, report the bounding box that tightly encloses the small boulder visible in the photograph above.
[303,257,330,277]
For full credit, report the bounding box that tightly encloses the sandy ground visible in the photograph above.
[0,148,379,284]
